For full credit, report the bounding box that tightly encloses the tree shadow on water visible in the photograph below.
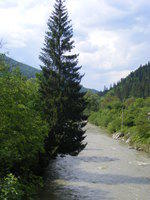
[76,156,119,163]
[78,172,150,185]
[84,148,102,151]
[39,184,113,200]
[45,155,150,186]
[39,154,150,200]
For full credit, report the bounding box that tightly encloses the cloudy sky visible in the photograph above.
[0,0,150,90]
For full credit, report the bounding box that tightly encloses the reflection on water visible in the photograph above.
[39,124,150,200]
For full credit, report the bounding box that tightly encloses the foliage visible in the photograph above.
[88,91,150,152]
[0,174,24,200]
[0,55,48,198]
[39,0,86,156]
[84,91,100,116]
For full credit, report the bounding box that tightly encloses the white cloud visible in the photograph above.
[82,69,131,90]
[0,0,51,48]
[0,0,150,90]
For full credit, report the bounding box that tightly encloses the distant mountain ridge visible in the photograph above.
[80,87,99,94]
[2,55,149,98]
[2,55,99,94]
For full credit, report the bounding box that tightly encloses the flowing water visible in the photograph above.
[39,124,150,200]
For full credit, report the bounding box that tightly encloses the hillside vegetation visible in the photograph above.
[113,62,150,99]
[99,63,150,99]
[2,54,40,78]
[81,86,99,94]
[0,56,48,199]
[86,63,150,153]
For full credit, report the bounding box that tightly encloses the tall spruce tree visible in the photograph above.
[39,0,86,156]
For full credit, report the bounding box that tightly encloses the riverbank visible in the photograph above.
[87,96,150,154]
[89,120,150,154]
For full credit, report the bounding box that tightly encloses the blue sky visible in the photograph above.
[0,0,150,90]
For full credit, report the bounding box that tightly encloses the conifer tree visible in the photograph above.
[39,0,86,156]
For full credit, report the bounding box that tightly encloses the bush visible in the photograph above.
[88,94,150,152]
[0,60,48,198]
[108,118,121,133]
[0,174,24,200]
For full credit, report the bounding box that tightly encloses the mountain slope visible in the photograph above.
[113,62,150,99]
[98,62,150,99]
[80,87,99,94]
[2,54,40,78]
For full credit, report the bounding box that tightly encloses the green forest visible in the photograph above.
[0,0,150,199]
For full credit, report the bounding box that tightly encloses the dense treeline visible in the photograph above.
[0,0,86,198]
[99,63,150,100]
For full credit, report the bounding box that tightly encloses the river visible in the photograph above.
[39,124,150,200]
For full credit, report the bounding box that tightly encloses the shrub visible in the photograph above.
[0,174,24,200]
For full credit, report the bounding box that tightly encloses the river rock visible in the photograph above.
[126,138,131,144]
[135,146,142,151]
[113,132,124,140]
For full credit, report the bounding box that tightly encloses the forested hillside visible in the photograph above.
[113,63,150,99]
[99,63,150,99]
[80,86,99,94]
[1,54,40,78]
